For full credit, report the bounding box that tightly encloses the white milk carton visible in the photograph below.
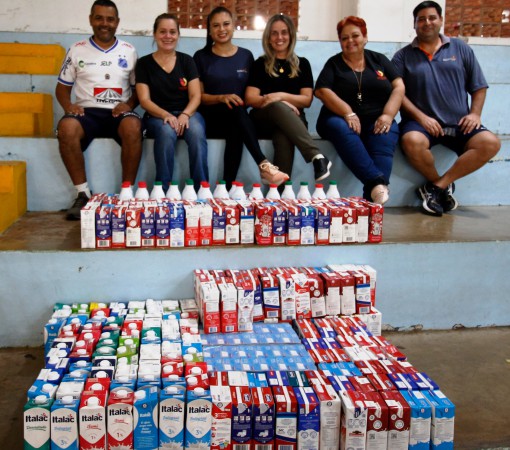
[159,384,186,449]
[50,395,79,450]
[133,386,159,450]
[24,395,53,450]
[107,388,134,449]
[185,387,213,450]
[312,383,341,450]
[79,391,107,450]
[210,385,233,450]
[340,390,368,450]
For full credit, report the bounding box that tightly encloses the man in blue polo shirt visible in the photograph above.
[392,1,500,216]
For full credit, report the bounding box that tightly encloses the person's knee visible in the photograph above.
[469,132,501,161]
[57,118,83,144]
[400,132,428,158]
[118,117,142,141]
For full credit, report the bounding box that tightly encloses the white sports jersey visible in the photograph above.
[58,37,137,109]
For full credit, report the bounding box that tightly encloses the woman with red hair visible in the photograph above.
[315,16,404,204]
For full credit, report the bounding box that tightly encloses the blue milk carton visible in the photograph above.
[400,390,432,450]
[185,387,213,450]
[159,385,186,449]
[133,386,159,450]
[423,390,455,450]
[50,396,79,450]
[294,387,320,450]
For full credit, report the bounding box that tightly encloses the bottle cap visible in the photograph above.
[285,181,293,185]
[194,387,205,395]
[218,180,226,185]
[154,181,162,186]
[300,181,309,185]
[116,389,128,398]
[171,180,179,186]
[315,183,324,188]
[61,396,74,404]
[165,386,179,394]
[200,181,210,187]
[34,395,48,405]
[329,181,337,185]
[269,184,277,188]
[187,376,198,386]
[135,390,146,400]
[87,397,100,406]
[138,181,147,188]
[185,179,194,185]
[253,183,261,187]
[42,383,54,393]
[121,181,131,188]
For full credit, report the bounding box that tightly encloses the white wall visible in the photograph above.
[0,0,506,45]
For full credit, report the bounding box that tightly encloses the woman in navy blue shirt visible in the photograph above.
[194,7,288,188]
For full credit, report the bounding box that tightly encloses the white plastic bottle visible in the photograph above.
[312,183,327,199]
[150,181,166,200]
[266,184,281,200]
[134,181,150,200]
[213,180,229,199]
[166,181,182,200]
[182,179,198,201]
[281,181,296,200]
[197,181,213,201]
[326,181,341,199]
[118,181,133,201]
[230,182,246,201]
[296,181,312,200]
[229,181,239,199]
[249,183,264,200]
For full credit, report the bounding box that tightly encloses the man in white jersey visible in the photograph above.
[56,0,142,220]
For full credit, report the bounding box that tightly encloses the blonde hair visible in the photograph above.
[262,14,300,78]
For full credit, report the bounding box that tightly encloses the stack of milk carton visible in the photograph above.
[80,194,384,249]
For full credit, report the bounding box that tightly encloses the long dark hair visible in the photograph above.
[153,13,180,35]
[203,6,234,52]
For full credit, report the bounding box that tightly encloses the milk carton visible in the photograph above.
[272,385,298,450]
[79,392,107,450]
[231,386,252,450]
[210,385,233,450]
[364,391,389,450]
[159,385,186,449]
[220,200,240,244]
[251,386,275,450]
[400,390,432,450]
[380,390,410,450]
[312,383,340,450]
[133,386,159,450]
[237,200,255,244]
[50,396,79,450]
[141,204,156,247]
[24,395,53,450]
[169,201,185,247]
[107,388,134,449]
[294,387,320,450]
[198,202,213,246]
[340,390,368,450]
[184,202,200,247]
[111,204,127,248]
[210,199,227,245]
[155,204,170,247]
[422,390,455,450]
[185,387,213,450]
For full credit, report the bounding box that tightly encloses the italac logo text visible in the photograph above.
[188,405,211,414]
[26,413,49,422]
[162,404,183,413]
[52,415,75,423]
[109,408,132,416]
[80,413,103,421]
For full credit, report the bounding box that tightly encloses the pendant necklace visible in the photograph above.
[276,59,285,74]
[352,69,363,104]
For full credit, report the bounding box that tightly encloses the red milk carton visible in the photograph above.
[349,199,370,243]
[380,390,411,450]
[198,202,213,246]
[125,205,142,248]
[79,390,107,450]
[231,386,252,449]
[327,202,343,244]
[141,203,156,248]
[350,269,372,314]
[218,280,238,333]
[210,385,233,450]
[338,271,356,316]
[155,203,170,247]
[111,204,127,248]
[304,271,326,318]
[339,202,358,243]
[95,204,112,249]
[251,387,275,450]
[320,271,343,316]
[183,202,200,247]
[254,203,274,245]
[107,388,134,449]
[364,200,384,243]
[340,390,368,450]
[277,273,296,322]
[364,391,389,450]
[199,281,220,334]
[292,273,312,320]
[219,200,240,244]
[272,385,297,450]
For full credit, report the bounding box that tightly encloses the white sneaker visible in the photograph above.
[371,184,389,205]
[259,160,289,186]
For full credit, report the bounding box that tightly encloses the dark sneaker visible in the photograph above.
[313,156,332,181]
[442,182,458,212]
[66,192,90,221]
[416,182,443,216]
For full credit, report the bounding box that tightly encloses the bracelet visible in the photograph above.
[181,112,191,118]
[344,112,357,119]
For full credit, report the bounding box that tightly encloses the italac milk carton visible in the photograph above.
[185,387,213,450]
[237,200,255,244]
[169,201,185,247]
[159,385,186,449]
[364,391,389,450]
[422,390,455,450]
[340,390,368,450]
[111,204,127,248]
[251,386,275,450]
[79,391,107,450]
[50,396,79,450]
[400,390,432,450]
[272,385,298,450]
[133,386,159,450]
[184,202,200,247]
[107,388,134,449]
[210,385,233,450]
[311,383,341,450]
[231,385,252,450]
[198,202,213,246]
[294,387,320,450]
[24,395,53,450]
[379,390,410,450]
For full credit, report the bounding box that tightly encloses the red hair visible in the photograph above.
[337,16,367,39]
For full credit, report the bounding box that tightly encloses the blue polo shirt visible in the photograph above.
[391,34,488,126]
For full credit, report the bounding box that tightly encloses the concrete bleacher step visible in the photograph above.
[0,93,53,136]
[0,43,65,75]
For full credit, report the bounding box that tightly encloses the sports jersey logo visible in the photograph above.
[118,57,128,69]
[94,87,123,104]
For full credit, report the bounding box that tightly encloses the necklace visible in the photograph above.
[352,69,363,104]
[275,59,286,74]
